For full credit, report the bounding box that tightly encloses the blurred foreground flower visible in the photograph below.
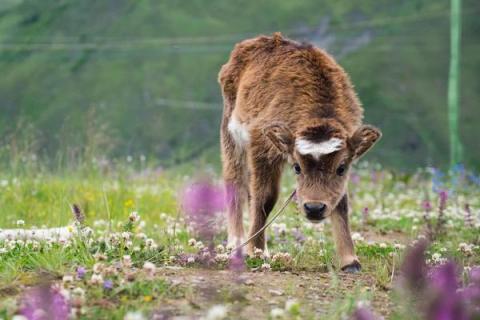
[180,180,226,241]
[398,240,480,319]
[20,284,70,320]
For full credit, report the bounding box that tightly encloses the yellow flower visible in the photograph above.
[120,295,128,302]
[124,199,134,208]
[67,225,74,233]
[143,295,153,302]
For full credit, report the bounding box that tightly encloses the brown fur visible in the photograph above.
[219,33,381,271]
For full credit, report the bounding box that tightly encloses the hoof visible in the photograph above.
[341,260,362,273]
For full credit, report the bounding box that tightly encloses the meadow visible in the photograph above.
[0,158,479,319]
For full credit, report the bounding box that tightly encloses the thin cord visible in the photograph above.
[230,189,296,255]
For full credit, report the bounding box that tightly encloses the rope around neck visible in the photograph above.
[230,190,296,254]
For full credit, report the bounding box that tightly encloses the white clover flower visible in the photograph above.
[431,252,442,262]
[351,232,364,242]
[143,262,156,275]
[261,263,271,271]
[254,248,264,259]
[205,304,228,320]
[188,238,197,246]
[121,232,131,240]
[270,308,286,319]
[90,274,104,285]
[394,243,405,250]
[215,253,229,263]
[129,212,140,223]
[124,311,146,320]
[62,275,74,284]
[379,242,387,249]
[195,241,205,250]
[123,255,132,267]
[216,244,225,253]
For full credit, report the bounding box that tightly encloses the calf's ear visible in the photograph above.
[348,125,382,160]
[263,122,295,155]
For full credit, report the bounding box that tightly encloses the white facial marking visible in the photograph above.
[228,116,250,148]
[295,137,344,159]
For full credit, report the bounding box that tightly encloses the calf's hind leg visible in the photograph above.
[221,120,248,248]
[330,193,361,273]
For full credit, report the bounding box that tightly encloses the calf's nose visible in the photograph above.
[304,202,327,221]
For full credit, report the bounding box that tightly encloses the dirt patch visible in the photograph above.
[153,267,392,319]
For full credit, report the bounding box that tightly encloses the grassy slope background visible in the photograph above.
[0,0,479,170]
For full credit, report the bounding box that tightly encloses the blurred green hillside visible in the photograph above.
[0,0,479,170]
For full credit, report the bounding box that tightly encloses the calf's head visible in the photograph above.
[264,120,381,222]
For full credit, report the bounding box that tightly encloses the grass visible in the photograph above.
[0,160,479,319]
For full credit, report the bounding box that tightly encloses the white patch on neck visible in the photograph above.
[295,137,344,158]
[228,116,250,148]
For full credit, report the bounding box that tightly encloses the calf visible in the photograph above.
[218,33,381,272]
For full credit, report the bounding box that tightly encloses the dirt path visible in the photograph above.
[152,267,392,319]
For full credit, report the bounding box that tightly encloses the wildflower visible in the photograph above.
[215,253,229,263]
[431,252,443,263]
[229,249,245,273]
[71,204,85,225]
[124,311,146,320]
[379,242,387,249]
[400,239,428,290]
[205,305,228,320]
[123,255,132,268]
[143,261,156,276]
[188,238,197,246]
[129,211,140,222]
[20,284,70,320]
[62,275,74,284]
[90,274,104,285]
[124,199,134,208]
[103,279,114,290]
[427,261,467,320]
[272,252,292,265]
[352,232,365,242]
[16,220,25,226]
[351,306,378,320]
[121,232,131,240]
[180,180,226,241]
[216,244,225,253]
[71,287,86,307]
[261,263,271,271]
[254,247,264,259]
[187,256,195,264]
[270,308,286,319]
[143,295,153,302]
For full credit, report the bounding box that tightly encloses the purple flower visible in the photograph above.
[438,190,448,211]
[362,207,369,224]
[180,180,226,240]
[229,249,245,273]
[103,279,113,290]
[21,284,70,320]
[76,266,86,279]
[351,306,378,320]
[427,261,468,320]
[422,200,432,212]
[400,240,428,290]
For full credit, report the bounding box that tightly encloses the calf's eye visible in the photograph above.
[336,164,346,176]
[293,163,301,175]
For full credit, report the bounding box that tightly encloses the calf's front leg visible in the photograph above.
[246,154,283,257]
[330,193,361,273]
